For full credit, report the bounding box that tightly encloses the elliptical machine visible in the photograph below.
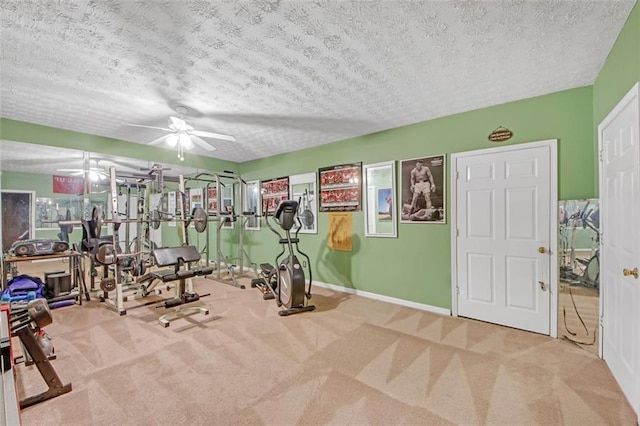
[251,200,315,316]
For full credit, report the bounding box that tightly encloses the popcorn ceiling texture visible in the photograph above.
[0,0,635,163]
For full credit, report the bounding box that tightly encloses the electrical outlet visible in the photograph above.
[302,260,307,267]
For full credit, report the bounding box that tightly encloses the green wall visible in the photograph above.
[592,2,640,194]
[240,86,594,309]
[593,2,640,126]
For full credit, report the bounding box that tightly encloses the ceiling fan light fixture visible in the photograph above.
[179,133,194,150]
[166,134,179,147]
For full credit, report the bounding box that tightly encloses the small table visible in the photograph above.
[2,251,83,304]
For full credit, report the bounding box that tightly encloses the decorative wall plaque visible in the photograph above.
[488,126,513,142]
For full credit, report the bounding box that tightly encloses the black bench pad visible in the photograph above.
[152,246,201,267]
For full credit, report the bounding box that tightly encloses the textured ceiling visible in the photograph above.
[0,0,636,164]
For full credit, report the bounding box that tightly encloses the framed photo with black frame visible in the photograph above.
[399,154,446,224]
[318,162,362,212]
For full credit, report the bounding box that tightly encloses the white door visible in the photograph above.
[453,140,556,335]
[599,82,640,419]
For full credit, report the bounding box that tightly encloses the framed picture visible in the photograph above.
[399,154,446,224]
[207,186,218,215]
[289,172,317,234]
[261,176,289,215]
[318,162,362,212]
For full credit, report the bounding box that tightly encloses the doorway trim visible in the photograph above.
[450,139,558,337]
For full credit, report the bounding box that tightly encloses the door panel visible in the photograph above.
[455,143,552,335]
[467,253,494,302]
[467,190,494,238]
[600,83,639,418]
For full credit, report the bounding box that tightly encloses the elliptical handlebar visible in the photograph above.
[263,204,284,240]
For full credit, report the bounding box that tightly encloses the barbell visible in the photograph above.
[56,206,215,235]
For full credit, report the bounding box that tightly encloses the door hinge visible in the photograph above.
[599,314,604,328]
[456,286,460,295]
[599,149,604,162]
[456,229,459,237]
[456,171,459,180]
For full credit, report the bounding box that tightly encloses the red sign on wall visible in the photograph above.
[53,175,84,194]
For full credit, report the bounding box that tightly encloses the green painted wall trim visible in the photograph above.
[240,86,594,309]
[0,118,239,173]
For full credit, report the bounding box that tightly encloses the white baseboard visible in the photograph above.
[312,280,451,317]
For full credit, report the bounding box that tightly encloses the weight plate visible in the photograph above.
[192,207,208,233]
[100,277,117,292]
[95,244,117,265]
[65,209,73,234]
[92,206,103,238]
[150,209,161,230]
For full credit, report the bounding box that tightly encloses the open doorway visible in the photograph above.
[558,198,600,354]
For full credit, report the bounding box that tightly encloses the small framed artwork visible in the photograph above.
[207,186,218,215]
[261,176,289,215]
[318,162,362,212]
[399,154,446,224]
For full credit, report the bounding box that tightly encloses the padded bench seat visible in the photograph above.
[133,246,214,284]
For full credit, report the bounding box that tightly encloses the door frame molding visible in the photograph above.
[450,139,558,337]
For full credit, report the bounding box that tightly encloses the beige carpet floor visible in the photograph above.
[14,278,636,426]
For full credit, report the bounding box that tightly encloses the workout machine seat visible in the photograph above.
[150,246,212,327]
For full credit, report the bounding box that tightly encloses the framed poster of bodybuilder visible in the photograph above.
[399,154,446,224]
[261,176,289,215]
[318,162,362,212]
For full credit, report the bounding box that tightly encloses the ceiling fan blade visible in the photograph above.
[189,135,217,152]
[148,134,173,146]
[191,130,236,142]
[122,123,172,132]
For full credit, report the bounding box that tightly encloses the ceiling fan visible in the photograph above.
[124,106,236,161]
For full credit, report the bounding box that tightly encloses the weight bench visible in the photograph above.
[137,251,213,297]
[151,246,213,327]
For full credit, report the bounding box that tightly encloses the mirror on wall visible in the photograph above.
[289,172,317,234]
[0,140,198,253]
[245,180,260,230]
[363,161,397,238]
[558,198,600,355]
[222,184,235,229]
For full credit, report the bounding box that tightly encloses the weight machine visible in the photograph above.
[84,167,169,314]
[182,172,258,289]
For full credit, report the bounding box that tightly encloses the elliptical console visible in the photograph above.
[258,200,315,316]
